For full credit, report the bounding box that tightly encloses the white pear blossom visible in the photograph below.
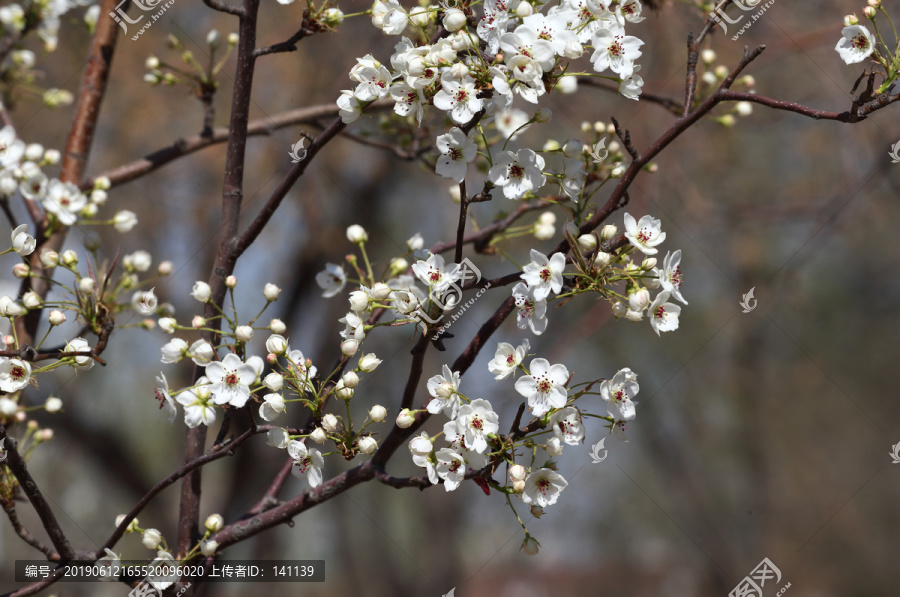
[0,358,31,393]
[409,432,438,484]
[600,367,638,422]
[443,398,500,454]
[623,212,666,255]
[515,358,569,416]
[549,406,585,445]
[433,72,484,124]
[176,380,217,428]
[339,312,365,341]
[435,127,477,183]
[389,81,425,124]
[655,250,687,305]
[591,26,643,78]
[316,264,346,298]
[42,179,86,226]
[288,440,324,487]
[435,447,488,491]
[512,282,548,335]
[648,290,681,335]
[426,364,461,417]
[160,338,188,363]
[411,253,462,297]
[522,468,568,507]
[835,25,875,64]
[520,249,566,300]
[488,149,546,199]
[259,393,285,421]
[205,353,256,407]
[487,339,530,380]
[11,224,34,255]
[156,373,178,424]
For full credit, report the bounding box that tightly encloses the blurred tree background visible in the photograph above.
[2,0,899,595]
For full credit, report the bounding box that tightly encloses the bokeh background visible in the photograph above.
[1,0,899,595]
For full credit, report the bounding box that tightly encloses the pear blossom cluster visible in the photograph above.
[156,273,392,488]
[333,0,649,203]
[833,4,899,95]
[0,126,135,231]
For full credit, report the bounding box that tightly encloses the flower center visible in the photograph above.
[536,375,552,394]
[506,354,515,365]
[654,305,666,319]
[637,227,651,243]
[851,33,870,50]
[470,416,483,430]
[670,266,683,287]
[536,477,550,494]
[539,267,551,282]
[448,147,462,161]
[454,88,469,103]
[613,389,626,403]
[608,37,624,58]
[10,365,26,381]
[224,370,239,387]
[509,164,524,180]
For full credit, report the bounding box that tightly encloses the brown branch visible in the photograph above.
[0,425,76,559]
[684,32,700,117]
[577,76,683,116]
[176,0,261,561]
[1,497,59,559]
[610,116,640,161]
[202,0,244,16]
[83,102,390,191]
[14,0,119,348]
[246,457,294,516]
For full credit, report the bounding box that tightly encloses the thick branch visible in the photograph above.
[0,425,75,559]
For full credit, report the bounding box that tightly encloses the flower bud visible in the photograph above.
[321,413,339,432]
[12,263,29,279]
[192,316,207,328]
[310,427,327,443]
[396,408,415,428]
[158,261,173,275]
[263,283,281,301]
[370,282,391,301]
[191,281,211,302]
[521,534,540,555]
[576,234,597,253]
[407,233,424,251]
[342,371,359,389]
[368,404,387,423]
[45,397,62,412]
[205,514,224,532]
[545,436,564,456]
[78,277,95,293]
[358,353,381,372]
[408,6,429,26]
[512,479,525,492]
[225,275,237,288]
[113,210,138,232]
[201,540,218,556]
[265,334,288,355]
[346,224,368,243]
[270,318,286,334]
[509,464,527,481]
[264,372,283,392]
[864,6,876,18]
[145,55,160,69]
[389,257,409,276]
[534,108,552,123]
[159,317,176,333]
[40,249,59,268]
[22,291,40,308]
[228,32,239,45]
[48,309,66,325]
[357,436,378,454]
[334,379,354,400]
[349,290,369,312]
[341,339,359,356]
[868,0,881,7]
[700,48,716,64]
[625,308,643,322]
[735,101,753,116]
[629,288,651,312]
[844,14,858,26]
[593,251,612,269]
[600,224,617,241]
[442,7,467,31]
[141,528,162,549]
[116,514,139,533]
[235,325,254,342]
[641,257,657,270]
[516,1,533,17]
